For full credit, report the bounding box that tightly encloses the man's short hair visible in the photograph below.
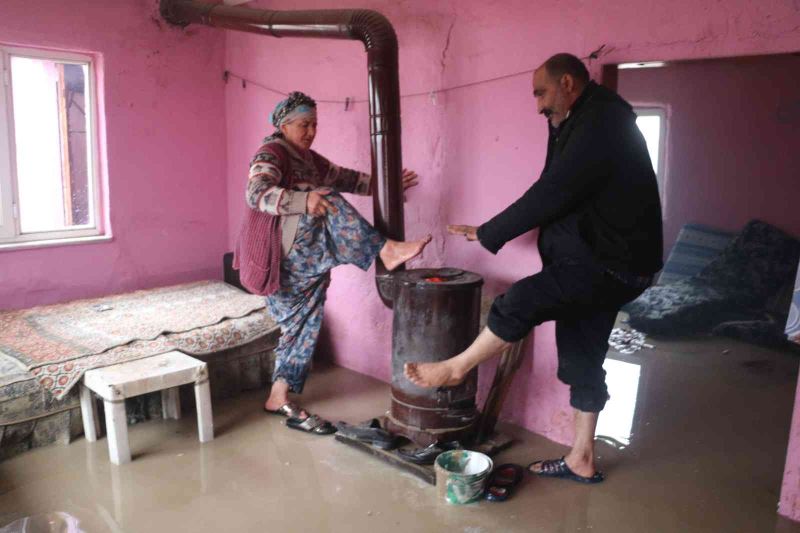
[543,53,590,86]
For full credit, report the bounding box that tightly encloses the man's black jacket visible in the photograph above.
[476,81,664,275]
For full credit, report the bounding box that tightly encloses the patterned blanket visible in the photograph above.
[0,281,274,399]
[628,220,800,340]
[787,262,800,346]
[657,223,735,285]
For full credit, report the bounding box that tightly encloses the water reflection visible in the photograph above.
[596,355,643,448]
[0,512,86,533]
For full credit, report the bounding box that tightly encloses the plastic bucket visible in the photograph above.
[434,450,493,504]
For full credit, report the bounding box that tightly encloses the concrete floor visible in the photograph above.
[2,335,800,532]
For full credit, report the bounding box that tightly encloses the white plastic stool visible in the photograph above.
[79,350,213,464]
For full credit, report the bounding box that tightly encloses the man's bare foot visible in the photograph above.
[404,360,465,388]
[562,453,596,478]
[379,235,432,271]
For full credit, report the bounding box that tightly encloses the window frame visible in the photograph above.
[633,106,667,204]
[0,45,104,247]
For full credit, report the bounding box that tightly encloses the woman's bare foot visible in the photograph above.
[404,360,466,388]
[264,380,308,418]
[379,235,432,271]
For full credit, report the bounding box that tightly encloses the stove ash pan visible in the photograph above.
[390,268,483,432]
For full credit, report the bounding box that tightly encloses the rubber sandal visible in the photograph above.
[286,414,337,435]
[484,463,524,501]
[334,420,397,449]
[527,457,604,484]
[264,402,306,419]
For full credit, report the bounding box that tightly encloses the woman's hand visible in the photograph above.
[307,188,337,217]
[402,168,419,202]
[447,225,479,241]
[402,169,419,191]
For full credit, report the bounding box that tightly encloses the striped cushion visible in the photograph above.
[657,224,735,285]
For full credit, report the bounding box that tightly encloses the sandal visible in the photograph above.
[484,463,524,501]
[286,414,337,435]
[335,420,397,450]
[264,402,306,419]
[396,441,462,464]
[527,457,604,484]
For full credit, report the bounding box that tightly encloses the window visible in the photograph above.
[633,107,666,200]
[0,46,103,246]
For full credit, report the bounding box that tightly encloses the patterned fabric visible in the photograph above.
[786,259,800,345]
[0,282,276,399]
[657,224,735,285]
[0,281,264,367]
[266,193,385,393]
[247,139,371,217]
[0,352,27,388]
[269,91,317,130]
[279,106,316,128]
[0,309,277,424]
[28,309,275,400]
[627,220,800,337]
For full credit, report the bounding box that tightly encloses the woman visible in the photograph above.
[247,91,430,434]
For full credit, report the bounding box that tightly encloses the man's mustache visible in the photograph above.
[541,109,553,118]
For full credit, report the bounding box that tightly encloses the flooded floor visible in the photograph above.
[1,335,800,532]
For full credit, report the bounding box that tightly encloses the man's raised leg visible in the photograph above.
[404,327,511,387]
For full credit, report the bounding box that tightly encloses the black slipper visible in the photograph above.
[334,421,397,449]
[484,463,524,501]
[527,457,604,484]
[396,441,462,465]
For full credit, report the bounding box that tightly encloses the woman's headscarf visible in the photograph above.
[267,91,317,141]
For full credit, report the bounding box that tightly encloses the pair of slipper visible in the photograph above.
[264,402,336,435]
[484,463,525,502]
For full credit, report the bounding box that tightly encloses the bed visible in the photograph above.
[0,280,279,461]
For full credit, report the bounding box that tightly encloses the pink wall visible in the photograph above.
[618,55,800,253]
[0,0,228,310]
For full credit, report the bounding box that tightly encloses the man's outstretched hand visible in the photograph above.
[447,225,478,241]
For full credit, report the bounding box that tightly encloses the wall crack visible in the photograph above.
[440,18,457,74]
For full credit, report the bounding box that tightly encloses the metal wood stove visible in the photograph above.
[384,268,483,447]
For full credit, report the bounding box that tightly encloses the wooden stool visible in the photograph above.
[79,350,213,465]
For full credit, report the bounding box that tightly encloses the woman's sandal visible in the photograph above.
[527,457,605,484]
[286,414,337,435]
[484,463,525,502]
[264,402,306,418]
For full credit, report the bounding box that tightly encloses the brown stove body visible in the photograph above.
[385,268,483,446]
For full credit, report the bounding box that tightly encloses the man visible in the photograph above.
[404,53,663,484]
